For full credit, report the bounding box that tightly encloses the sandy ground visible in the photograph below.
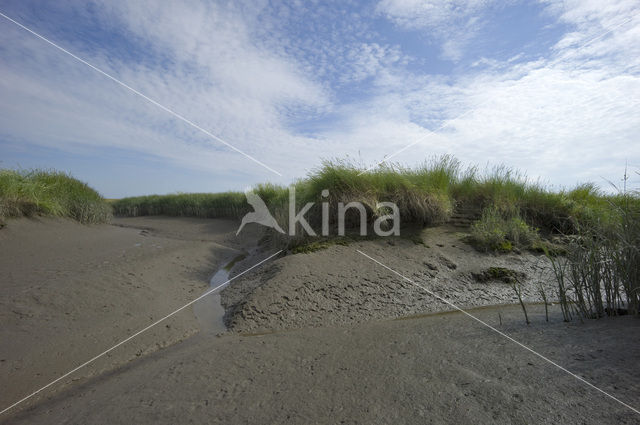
[4,306,640,424]
[223,226,556,333]
[0,216,245,411]
[1,218,639,424]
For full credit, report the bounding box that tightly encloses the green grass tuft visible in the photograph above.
[0,169,111,225]
[468,206,540,252]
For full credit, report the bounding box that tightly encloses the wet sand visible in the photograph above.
[1,217,639,424]
[4,305,640,424]
[0,216,244,411]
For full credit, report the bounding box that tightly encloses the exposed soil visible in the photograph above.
[4,305,640,425]
[0,216,242,410]
[222,226,556,333]
[2,218,639,424]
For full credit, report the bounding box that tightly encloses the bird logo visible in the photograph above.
[236,190,285,235]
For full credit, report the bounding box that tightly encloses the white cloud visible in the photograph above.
[328,0,640,187]
[341,43,407,83]
[1,0,639,194]
[0,0,331,184]
[376,0,497,61]
[376,0,493,29]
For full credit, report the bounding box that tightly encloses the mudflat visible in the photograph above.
[1,217,639,424]
[222,225,557,333]
[0,216,242,411]
[5,305,640,424]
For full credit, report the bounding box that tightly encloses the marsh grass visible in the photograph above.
[111,192,249,218]
[0,169,111,225]
[112,158,457,246]
[546,180,640,320]
[111,156,640,254]
[511,279,530,325]
[468,206,540,252]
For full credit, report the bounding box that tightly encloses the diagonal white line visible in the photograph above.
[0,11,282,177]
[0,250,283,417]
[360,12,640,174]
[356,249,640,416]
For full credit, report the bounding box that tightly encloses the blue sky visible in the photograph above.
[1,0,639,197]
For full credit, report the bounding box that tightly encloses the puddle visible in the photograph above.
[223,252,247,271]
[194,253,247,334]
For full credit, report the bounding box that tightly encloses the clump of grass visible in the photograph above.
[289,238,351,254]
[530,239,567,256]
[546,248,573,322]
[0,169,111,225]
[473,267,525,284]
[468,206,539,252]
[546,174,640,320]
[451,166,632,234]
[299,159,453,230]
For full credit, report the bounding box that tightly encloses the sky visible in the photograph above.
[0,0,639,197]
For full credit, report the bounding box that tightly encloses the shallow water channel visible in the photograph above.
[193,253,247,334]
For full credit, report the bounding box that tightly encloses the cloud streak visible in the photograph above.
[0,0,638,196]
